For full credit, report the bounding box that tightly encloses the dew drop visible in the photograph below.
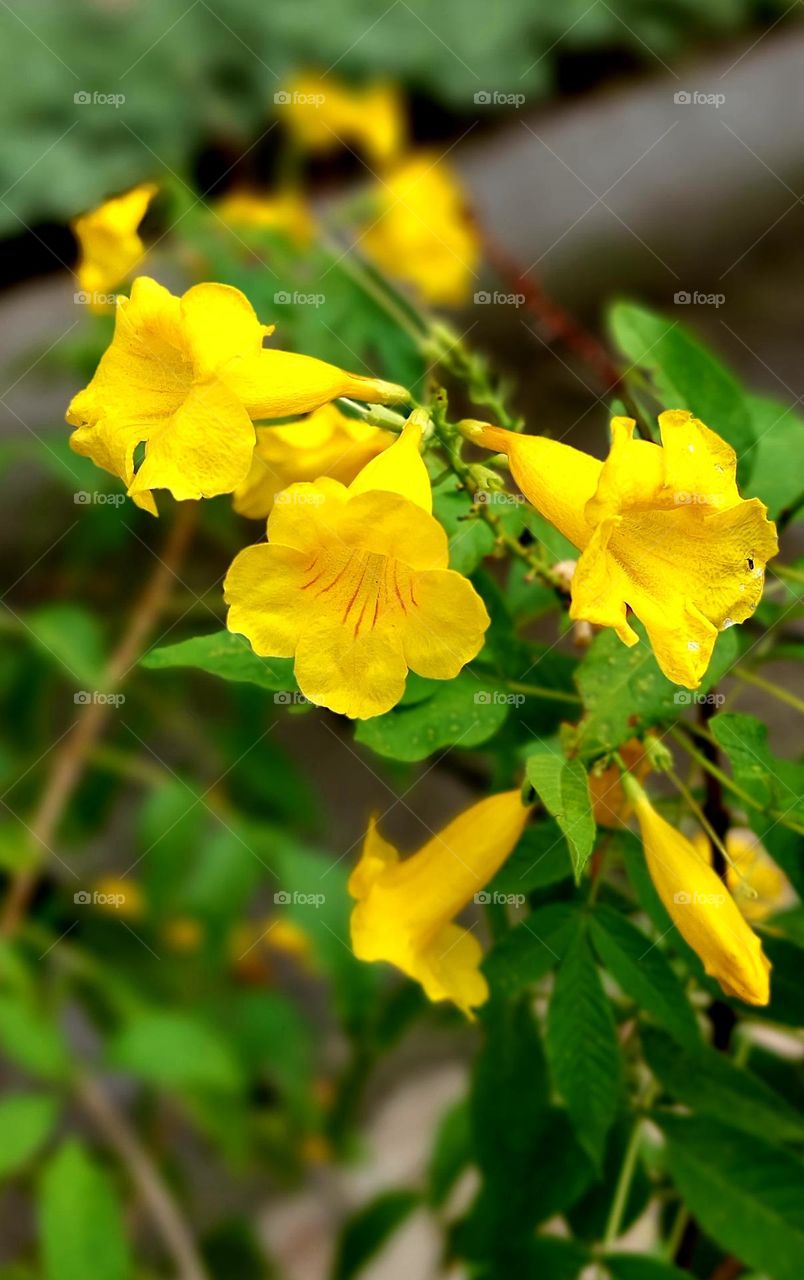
[722,618,735,629]
[687,641,700,652]
[687,444,695,452]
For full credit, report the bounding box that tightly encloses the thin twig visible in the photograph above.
[1,502,197,935]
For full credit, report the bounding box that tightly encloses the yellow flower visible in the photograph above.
[91,876,145,920]
[162,917,205,952]
[349,790,530,1015]
[466,412,778,688]
[72,183,157,311]
[360,155,480,305]
[282,73,405,166]
[66,276,408,514]
[215,189,314,244]
[628,785,770,1005]
[233,404,392,519]
[224,418,490,719]
[694,828,794,921]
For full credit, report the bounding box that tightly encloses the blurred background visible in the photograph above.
[1,2,803,1277]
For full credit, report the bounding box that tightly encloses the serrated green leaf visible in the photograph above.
[546,930,621,1166]
[710,711,804,831]
[0,1093,58,1178]
[526,752,595,881]
[39,1140,130,1280]
[488,818,573,895]
[590,906,699,1046]
[642,1025,804,1145]
[608,301,755,479]
[332,1189,419,1280]
[658,1114,804,1280]
[744,395,804,521]
[354,671,508,761]
[141,630,296,692]
[432,477,496,573]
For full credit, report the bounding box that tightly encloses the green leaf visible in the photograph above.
[483,903,580,997]
[25,603,106,687]
[332,1190,420,1280]
[0,1093,58,1178]
[141,630,296,693]
[744,395,804,521]
[606,1254,690,1280]
[658,1114,804,1280]
[590,906,699,1047]
[642,1025,804,1145]
[427,1098,472,1209]
[39,1140,130,1280]
[574,623,739,756]
[526,751,595,881]
[0,997,70,1081]
[354,671,508,762]
[110,1012,243,1094]
[432,476,496,573]
[608,301,755,478]
[488,819,573,895]
[710,711,804,833]
[546,930,621,1166]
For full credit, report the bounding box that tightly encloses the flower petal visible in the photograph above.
[658,409,740,510]
[570,519,639,647]
[348,420,431,512]
[221,348,408,418]
[224,543,312,657]
[181,282,269,377]
[338,491,448,570]
[130,377,255,501]
[294,616,407,718]
[72,183,157,303]
[402,568,490,678]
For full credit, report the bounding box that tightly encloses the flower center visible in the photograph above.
[300,549,416,637]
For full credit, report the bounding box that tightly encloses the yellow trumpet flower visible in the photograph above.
[694,828,794,922]
[66,276,408,514]
[282,73,406,166]
[349,790,531,1015]
[233,404,392,520]
[360,154,480,306]
[626,781,770,1005]
[72,183,157,311]
[224,418,489,719]
[465,412,778,688]
[214,189,315,245]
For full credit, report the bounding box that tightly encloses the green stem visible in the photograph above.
[670,727,804,836]
[772,561,804,585]
[602,1101,649,1248]
[733,667,804,715]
